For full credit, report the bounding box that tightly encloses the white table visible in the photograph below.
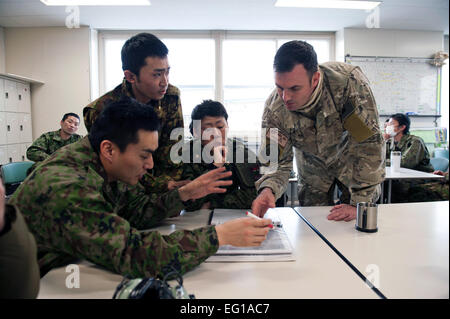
[382,167,444,203]
[295,201,449,299]
[38,208,378,299]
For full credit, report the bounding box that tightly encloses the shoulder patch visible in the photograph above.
[343,111,375,142]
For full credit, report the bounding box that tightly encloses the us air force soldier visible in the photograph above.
[9,99,272,278]
[83,33,187,193]
[252,41,385,222]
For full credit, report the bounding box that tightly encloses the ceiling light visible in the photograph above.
[40,0,150,5]
[275,0,381,10]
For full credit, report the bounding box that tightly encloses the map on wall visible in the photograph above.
[346,56,440,116]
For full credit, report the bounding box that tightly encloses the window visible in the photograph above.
[99,31,334,142]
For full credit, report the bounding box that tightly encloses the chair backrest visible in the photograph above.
[434,148,449,160]
[430,157,449,172]
[1,161,35,184]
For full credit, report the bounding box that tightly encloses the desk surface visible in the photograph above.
[38,208,378,299]
[385,167,444,179]
[296,201,449,299]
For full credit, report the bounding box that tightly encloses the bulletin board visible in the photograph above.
[345,56,441,116]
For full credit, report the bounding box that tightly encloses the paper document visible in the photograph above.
[207,209,294,262]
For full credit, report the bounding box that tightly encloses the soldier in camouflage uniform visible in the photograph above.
[383,113,444,202]
[252,41,384,222]
[179,100,260,211]
[26,113,82,173]
[83,33,186,194]
[9,99,272,279]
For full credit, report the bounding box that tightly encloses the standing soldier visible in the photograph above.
[252,40,385,222]
[83,33,187,193]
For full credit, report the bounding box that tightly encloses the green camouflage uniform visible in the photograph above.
[8,137,219,279]
[385,134,434,172]
[180,138,260,211]
[385,134,447,202]
[83,79,184,193]
[26,129,82,162]
[257,62,385,206]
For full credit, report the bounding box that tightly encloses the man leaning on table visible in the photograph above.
[252,40,384,222]
[8,99,272,279]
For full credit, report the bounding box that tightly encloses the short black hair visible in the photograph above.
[62,113,80,122]
[89,98,160,153]
[390,113,411,135]
[189,100,228,135]
[273,40,318,81]
[121,33,169,76]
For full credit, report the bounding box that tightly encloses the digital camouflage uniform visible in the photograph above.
[8,137,219,279]
[26,129,82,173]
[385,134,433,172]
[83,79,184,193]
[257,62,385,206]
[385,134,448,202]
[180,138,260,211]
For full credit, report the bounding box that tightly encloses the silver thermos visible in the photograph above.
[355,202,378,233]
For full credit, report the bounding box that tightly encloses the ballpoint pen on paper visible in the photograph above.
[246,212,279,228]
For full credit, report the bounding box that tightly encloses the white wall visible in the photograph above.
[337,28,445,129]
[4,27,91,138]
[0,27,5,73]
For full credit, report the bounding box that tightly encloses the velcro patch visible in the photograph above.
[343,112,375,142]
[266,129,288,147]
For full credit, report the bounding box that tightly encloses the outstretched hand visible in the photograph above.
[178,166,232,201]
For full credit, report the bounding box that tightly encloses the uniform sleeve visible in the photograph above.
[140,91,185,193]
[15,178,218,279]
[344,67,385,205]
[26,133,51,162]
[83,100,103,133]
[401,137,433,172]
[255,93,293,200]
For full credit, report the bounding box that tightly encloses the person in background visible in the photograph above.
[26,112,82,167]
[252,40,384,222]
[383,113,443,203]
[180,100,260,211]
[0,179,40,298]
[9,99,272,279]
[83,32,188,193]
[384,113,433,172]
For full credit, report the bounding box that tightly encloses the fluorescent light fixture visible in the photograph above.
[40,0,150,5]
[275,0,381,10]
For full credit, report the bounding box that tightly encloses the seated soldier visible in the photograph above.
[26,112,82,173]
[180,100,260,211]
[9,99,272,279]
[383,113,436,203]
[384,113,433,172]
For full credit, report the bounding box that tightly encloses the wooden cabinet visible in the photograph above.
[0,75,36,164]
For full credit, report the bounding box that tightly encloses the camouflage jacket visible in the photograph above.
[83,79,184,193]
[385,134,434,172]
[180,138,260,211]
[257,62,385,205]
[26,129,82,162]
[8,137,219,279]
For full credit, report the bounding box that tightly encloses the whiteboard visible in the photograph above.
[346,56,440,116]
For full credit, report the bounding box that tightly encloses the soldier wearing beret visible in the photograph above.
[252,41,385,222]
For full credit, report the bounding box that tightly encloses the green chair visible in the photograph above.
[1,161,35,197]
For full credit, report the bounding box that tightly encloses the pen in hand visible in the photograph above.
[246,211,273,229]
